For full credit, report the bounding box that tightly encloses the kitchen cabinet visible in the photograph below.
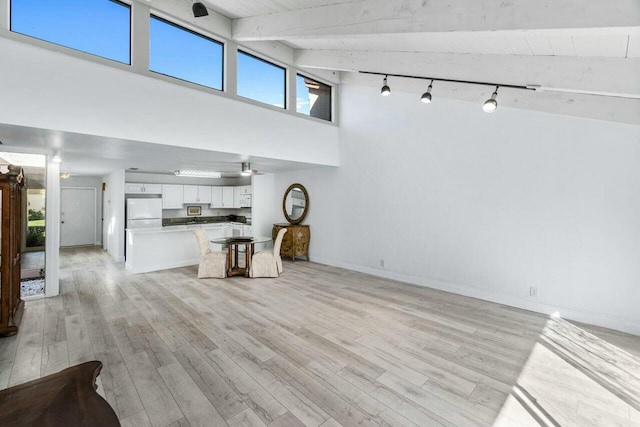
[211,186,234,208]
[242,225,253,237]
[162,185,184,209]
[125,183,162,194]
[183,185,212,204]
[233,186,252,208]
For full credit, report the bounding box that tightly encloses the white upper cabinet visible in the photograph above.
[162,185,184,209]
[211,186,235,208]
[222,187,234,208]
[126,183,162,194]
[183,185,212,204]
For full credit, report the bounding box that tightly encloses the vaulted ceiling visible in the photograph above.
[203,0,640,124]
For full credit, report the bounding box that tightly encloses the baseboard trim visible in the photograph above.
[311,256,640,336]
[125,258,199,275]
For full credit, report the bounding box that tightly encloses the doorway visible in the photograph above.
[61,188,97,247]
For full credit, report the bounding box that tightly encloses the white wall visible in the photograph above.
[103,170,125,262]
[275,84,640,335]
[62,176,103,245]
[251,173,277,238]
[0,36,339,167]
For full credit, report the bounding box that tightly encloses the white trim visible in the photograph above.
[45,160,60,297]
[60,187,97,248]
[310,255,640,337]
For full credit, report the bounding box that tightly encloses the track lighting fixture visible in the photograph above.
[192,1,208,18]
[483,86,499,113]
[420,80,434,103]
[361,71,535,111]
[380,76,391,96]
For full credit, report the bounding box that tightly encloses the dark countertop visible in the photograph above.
[162,215,248,227]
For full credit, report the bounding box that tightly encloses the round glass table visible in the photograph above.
[210,236,272,277]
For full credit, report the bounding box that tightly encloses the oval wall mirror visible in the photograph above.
[283,183,309,225]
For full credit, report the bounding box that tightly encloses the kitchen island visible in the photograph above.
[125,223,230,274]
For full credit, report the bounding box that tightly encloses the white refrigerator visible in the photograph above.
[126,198,163,229]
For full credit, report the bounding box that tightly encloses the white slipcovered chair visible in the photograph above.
[250,228,287,278]
[193,229,227,279]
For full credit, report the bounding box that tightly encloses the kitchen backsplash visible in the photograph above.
[162,206,250,218]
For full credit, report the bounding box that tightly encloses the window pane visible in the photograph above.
[10,0,130,64]
[237,51,285,108]
[150,16,223,90]
[297,74,332,121]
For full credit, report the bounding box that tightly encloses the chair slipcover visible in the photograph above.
[193,229,227,279]
[250,228,287,278]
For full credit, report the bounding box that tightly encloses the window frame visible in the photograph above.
[148,14,225,91]
[9,0,133,65]
[237,49,287,110]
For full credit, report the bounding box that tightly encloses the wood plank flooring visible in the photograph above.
[2,246,639,426]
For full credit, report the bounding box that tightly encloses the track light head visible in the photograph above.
[483,86,499,113]
[420,80,433,103]
[192,2,209,17]
[380,76,391,96]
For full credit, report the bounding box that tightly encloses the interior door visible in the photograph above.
[60,188,96,247]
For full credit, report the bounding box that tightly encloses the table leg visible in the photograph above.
[245,243,252,278]
[227,246,233,277]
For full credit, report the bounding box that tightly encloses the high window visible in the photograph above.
[296,74,332,121]
[149,16,223,90]
[10,0,131,64]
[237,51,286,108]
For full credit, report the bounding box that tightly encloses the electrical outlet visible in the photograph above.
[379,259,385,268]
[530,287,538,297]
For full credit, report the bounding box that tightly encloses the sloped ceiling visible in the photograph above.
[205,0,640,124]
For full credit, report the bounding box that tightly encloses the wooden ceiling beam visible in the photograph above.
[232,0,640,41]
[295,49,640,99]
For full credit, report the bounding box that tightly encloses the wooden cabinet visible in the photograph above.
[273,224,310,262]
[1,165,25,337]
[162,184,184,209]
[183,185,211,204]
[211,186,234,208]
[125,182,162,194]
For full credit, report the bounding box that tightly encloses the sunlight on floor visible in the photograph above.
[494,315,640,426]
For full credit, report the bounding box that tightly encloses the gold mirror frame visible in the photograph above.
[283,183,309,225]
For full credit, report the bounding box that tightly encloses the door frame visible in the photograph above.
[60,187,98,247]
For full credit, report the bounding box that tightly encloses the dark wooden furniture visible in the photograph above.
[0,165,25,337]
[211,237,273,277]
[0,361,120,426]
[273,224,310,262]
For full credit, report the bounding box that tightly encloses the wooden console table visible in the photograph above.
[273,224,310,261]
[0,361,120,426]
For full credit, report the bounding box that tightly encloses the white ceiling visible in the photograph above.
[0,123,320,177]
[2,0,639,176]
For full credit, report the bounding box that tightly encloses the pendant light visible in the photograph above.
[483,86,499,113]
[380,75,391,96]
[420,80,434,103]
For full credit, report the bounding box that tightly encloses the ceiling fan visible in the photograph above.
[238,162,263,176]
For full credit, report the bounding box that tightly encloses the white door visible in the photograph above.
[61,188,96,247]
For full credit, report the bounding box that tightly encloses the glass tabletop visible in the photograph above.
[211,236,272,245]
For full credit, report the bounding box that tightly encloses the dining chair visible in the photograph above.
[250,228,287,278]
[193,229,227,278]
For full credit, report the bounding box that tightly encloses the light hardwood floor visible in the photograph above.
[2,246,639,426]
